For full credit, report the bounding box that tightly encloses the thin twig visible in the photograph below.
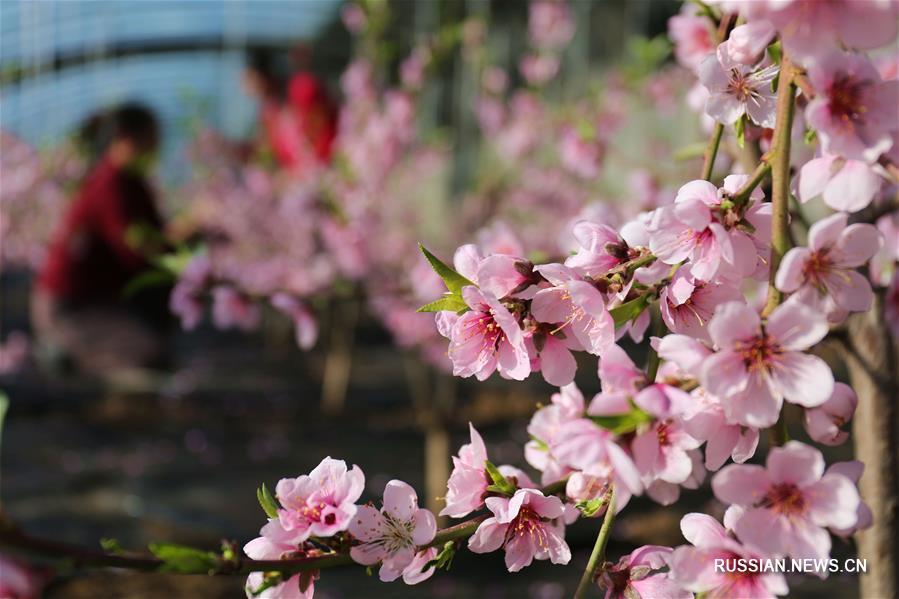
[573,489,617,599]
[701,123,725,182]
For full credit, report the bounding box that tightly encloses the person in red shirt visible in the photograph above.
[287,43,337,165]
[32,103,169,373]
[242,47,337,173]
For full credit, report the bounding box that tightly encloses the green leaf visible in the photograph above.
[734,115,746,149]
[257,483,280,519]
[589,404,652,435]
[424,541,457,572]
[417,295,469,314]
[249,572,284,597]
[149,543,220,574]
[575,496,610,518]
[804,127,817,145]
[122,269,175,298]
[609,295,650,328]
[419,244,474,295]
[766,41,782,66]
[100,538,124,554]
[528,435,549,452]
[154,247,201,275]
[484,460,516,496]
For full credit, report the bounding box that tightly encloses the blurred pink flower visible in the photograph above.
[797,154,883,212]
[598,545,690,599]
[803,382,857,446]
[670,513,788,597]
[211,286,260,332]
[668,10,715,71]
[805,52,899,163]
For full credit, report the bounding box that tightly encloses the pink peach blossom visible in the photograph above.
[275,457,365,541]
[699,42,778,128]
[741,1,899,64]
[712,441,860,561]
[805,52,899,163]
[648,178,764,281]
[825,461,873,538]
[776,212,882,316]
[681,387,760,471]
[446,286,530,381]
[564,221,631,278]
[528,0,575,51]
[349,480,437,582]
[270,293,318,350]
[797,154,884,212]
[531,264,614,355]
[244,519,317,598]
[668,10,715,71]
[211,286,260,332]
[660,266,743,343]
[559,127,602,179]
[632,418,702,489]
[552,418,643,496]
[699,300,833,428]
[598,545,690,599]
[525,384,585,485]
[468,489,571,572]
[803,382,857,446]
[441,423,489,518]
[726,21,776,65]
[670,513,788,598]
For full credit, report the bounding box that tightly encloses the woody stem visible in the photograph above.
[761,55,797,318]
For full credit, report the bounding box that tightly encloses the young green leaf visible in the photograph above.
[418,244,475,295]
[734,115,746,149]
[484,460,516,496]
[609,295,650,328]
[149,543,220,574]
[417,295,468,314]
[257,483,280,519]
[589,404,652,435]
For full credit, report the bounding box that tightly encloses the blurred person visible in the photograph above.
[31,103,170,374]
[242,46,336,173]
[288,43,337,165]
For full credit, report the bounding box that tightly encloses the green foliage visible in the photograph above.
[257,483,280,519]
[100,538,124,554]
[249,572,284,597]
[734,115,747,149]
[623,35,673,80]
[417,244,474,313]
[122,269,175,298]
[576,496,610,518]
[424,541,458,573]
[609,294,651,328]
[484,460,516,496]
[589,403,652,435]
[149,543,220,574]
